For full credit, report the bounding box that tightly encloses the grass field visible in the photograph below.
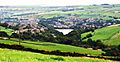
[91,25,120,40]
[81,25,120,46]
[0,26,13,35]
[103,31,120,46]
[0,39,104,56]
[0,48,114,62]
[0,26,104,56]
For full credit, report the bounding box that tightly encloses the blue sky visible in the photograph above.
[0,0,120,6]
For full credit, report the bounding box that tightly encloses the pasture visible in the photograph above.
[0,48,113,62]
[0,39,104,56]
[81,25,120,46]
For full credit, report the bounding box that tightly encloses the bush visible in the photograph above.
[0,31,9,37]
[51,57,64,61]
[10,33,19,38]
[86,34,93,38]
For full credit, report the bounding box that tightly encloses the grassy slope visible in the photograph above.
[0,39,104,56]
[104,31,120,46]
[0,26,13,35]
[0,48,113,62]
[91,25,120,40]
[82,25,120,46]
[0,26,103,55]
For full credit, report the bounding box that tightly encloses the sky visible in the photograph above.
[0,0,120,6]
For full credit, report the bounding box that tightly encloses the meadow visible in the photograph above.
[0,48,114,62]
[103,31,120,46]
[0,39,104,56]
[0,26,13,35]
[91,25,120,40]
[82,25,120,46]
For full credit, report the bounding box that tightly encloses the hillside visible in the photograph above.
[92,25,120,40]
[0,39,104,56]
[0,26,104,56]
[104,31,120,46]
[82,25,120,46]
[0,26,13,35]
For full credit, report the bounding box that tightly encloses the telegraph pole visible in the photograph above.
[18,29,21,45]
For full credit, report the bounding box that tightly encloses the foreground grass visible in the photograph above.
[0,48,113,62]
[0,39,104,56]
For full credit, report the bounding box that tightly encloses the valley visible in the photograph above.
[0,4,120,62]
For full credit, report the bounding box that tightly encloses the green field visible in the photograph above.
[0,26,103,56]
[0,39,104,56]
[91,25,120,40]
[1,5,120,62]
[0,26,13,35]
[37,4,120,20]
[82,25,120,46]
[0,48,113,62]
[104,31,120,46]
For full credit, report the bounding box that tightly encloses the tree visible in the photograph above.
[87,38,93,45]
[0,31,9,37]
[20,30,32,40]
[56,36,73,44]
[66,30,82,42]
[103,45,120,56]
[10,33,19,38]
[86,33,93,38]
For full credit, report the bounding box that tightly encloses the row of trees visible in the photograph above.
[102,45,120,56]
